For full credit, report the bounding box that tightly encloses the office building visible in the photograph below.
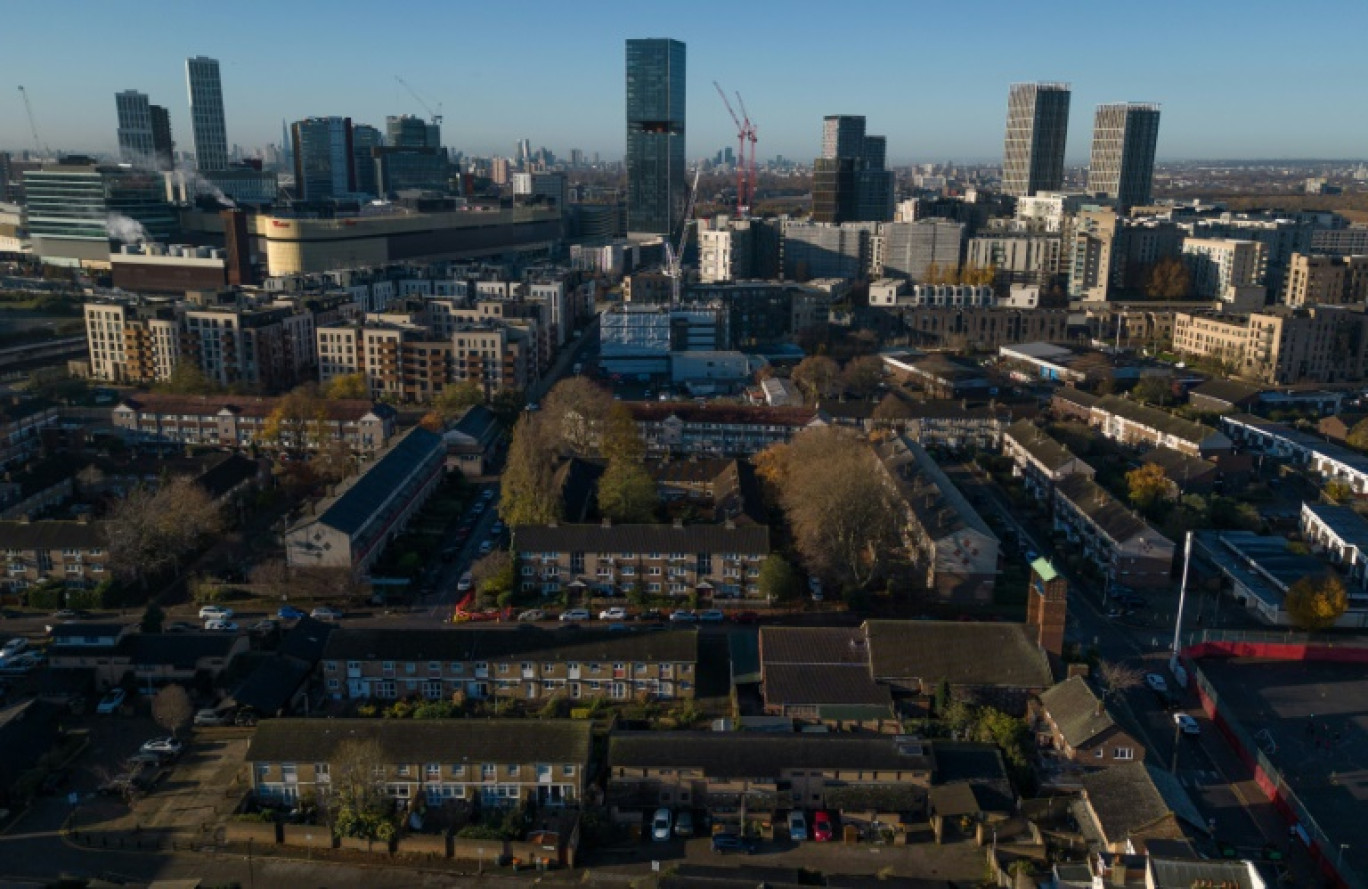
[813,115,893,224]
[23,159,176,264]
[185,56,228,172]
[290,117,355,202]
[149,105,174,170]
[386,114,440,149]
[625,38,686,236]
[350,123,383,196]
[1002,82,1071,197]
[115,91,155,165]
[1087,103,1161,209]
[822,115,866,160]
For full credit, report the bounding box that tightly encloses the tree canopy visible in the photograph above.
[324,373,369,400]
[107,475,223,586]
[1126,462,1172,513]
[792,355,840,403]
[498,415,562,527]
[1285,574,1348,632]
[543,377,614,456]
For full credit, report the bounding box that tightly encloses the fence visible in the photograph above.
[1184,657,1363,889]
[1182,628,1368,653]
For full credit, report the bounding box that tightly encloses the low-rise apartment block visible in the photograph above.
[0,398,59,471]
[627,403,822,457]
[1283,253,1368,307]
[1180,237,1266,308]
[898,307,1072,351]
[875,436,999,602]
[1222,413,1368,495]
[246,719,592,809]
[1300,502,1368,592]
[284,427,445,575]
[1002,419,1095,499]
[1173,305,1368,385]
[112,393,395,453]
[321,627,698,702]
[514,522,768,600]
[0,519,112,594]
[1088,395,1231,458]
[1052,474,1175,589]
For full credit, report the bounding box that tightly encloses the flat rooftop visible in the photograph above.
[1198,656,1368,882]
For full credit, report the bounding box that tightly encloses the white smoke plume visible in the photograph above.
[106,213,149,244]
[121,149,237,209]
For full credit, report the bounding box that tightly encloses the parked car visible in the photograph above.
[194,708,233,727]
[518,609,547,622]
[204,620,239,632]
[1,637,29,658]
[96,688,127,714]
[731,611,760,625]
[650,807,673,841]
[198,605,234,621]
[234,709,258,727]
[668,609,698,623]
[599,606,629,621]
[674,810,694,837]
[1145,673,1169,693]
[560,609,591,622]
[698,609,725,623]
[808,576,824,602]
[478,540,493,555]
[310,606,342,621]
[1174,713,1201,736]
[141,737,184,757]
[52,609,89,621]
[471,502,486,516]
[249,619,279,635]
[813,811,834,842]
[481,488,495,501]
[276,605,306,621]
[491,521,505,535]
[711,833,757,854]
[788,810,808,841]
[165,621,197,633]
[457,573,474,593]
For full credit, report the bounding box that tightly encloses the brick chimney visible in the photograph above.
[1025,558,1068,673]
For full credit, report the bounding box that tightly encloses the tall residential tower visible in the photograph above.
[625,38,686,237]
[116,91,173,169]
[1002,82,1071,197]
[1087,103,1161,209]
[813,115,893,223]
[186,56,228,172]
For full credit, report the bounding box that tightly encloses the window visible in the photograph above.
[324,661,338,673]
[498,663,509,674]
[315,763,330,781]
[506,764,519,777]
[405,662,417,675]
[451,763,467,777]
[562,764,575,776]
[425,763,442,781]
[397,764,411,777]
[482,764,496,780]
[1114,747,1135,761]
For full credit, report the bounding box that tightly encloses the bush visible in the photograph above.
[65,588,102,610]
[25,582,64,611]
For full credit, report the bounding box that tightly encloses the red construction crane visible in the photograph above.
[734,90,758,214]
[714,81,757,216]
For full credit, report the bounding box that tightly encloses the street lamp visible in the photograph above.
[1169,531,1194,676]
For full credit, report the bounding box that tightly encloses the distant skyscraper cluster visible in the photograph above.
[813,115,893,223]
[625,38,686,237]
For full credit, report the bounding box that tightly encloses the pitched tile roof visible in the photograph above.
[875,436,996,542]
[299,426,444,536]
[1093,396,1224,447]
[761,627,869,665]
[762,664,892,708]
[1039,676,1116,748]
[863,621,1052,689]
[116,393,387,422]
[246,718,592,765]
[115,632,242,669]
[627,403,818,427]
[321,627,698,664]
[1054,474,1171,548]
[1079,762,1207,842]
[1005,420,1082,472]
[608,731,934,778]
[1140,447,1217,483]
[1189,379,1264,407]
[1053,388,1100,410]
[0,519,109,550]
[514,522,769,555]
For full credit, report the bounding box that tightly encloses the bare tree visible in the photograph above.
[792,355,840,403]
[152,685,193,738]
[1097,660,1144,708]
[330,736,387,822]
[543,377,614,456]
[107,476,223,586]
[499,414,562,527]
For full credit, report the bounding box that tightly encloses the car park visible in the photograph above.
[651,807,672,841]
[204,619,239,632]
[668,609,698,622]
[1144,673,1169,693]
[96,688,127,714]
[518,609,547,622]
[698,609,725,623]
[198,606,233,621]
[194,708,233,727]
[1174,713,1201,736]
[560,609,591,622]
[813,811,834,841]
[310,606,343,621]
[599,606,629,621]
[277,605,306,620]
[141,737,184,757]
[788,810,808,841]
[710,833,757,854]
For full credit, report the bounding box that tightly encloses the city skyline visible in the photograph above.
[3,0,1368,164]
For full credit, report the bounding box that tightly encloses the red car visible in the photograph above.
[731,611,761,625]
[813,811,834,842]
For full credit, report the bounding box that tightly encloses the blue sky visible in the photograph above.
[4,0,1366,164]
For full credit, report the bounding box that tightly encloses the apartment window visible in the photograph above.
[1114,747,1135,761]
[397,764,411,777]
[498,663,510,674]
[482,764,496,780]
[324,661,338,673]
[425,763,442,781]
[315,763,330,781]
[506,764,519,777]
[451,763,467,777]
[405,662,417,675]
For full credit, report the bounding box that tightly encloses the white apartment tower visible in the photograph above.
[186,56,228,172]
[1002,83,1071,198]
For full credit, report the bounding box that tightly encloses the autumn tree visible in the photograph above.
[792,355,840,403]
[1324,479,1354,503]
[152,684,193,738]
[488,387,528,429]
[758,554,802,605]
[601,403,645,463]
[1346,418,1368,451]
[1285,574,1348,632]
[107,476,223,587]
[324,373,368,400]
[471,550,515,608]
[1132,374,1173,406]
[841,355,884,398]
[154,363,219,395]
[543,377,614,455]
[498,414,561,527]
[424,381,485,429]
[1146,256,1191,300]
[773,427,898,589]
[329,737,395,842]
[1127,462,1172,513]
[598,460,658,523]
[263,384,330,455]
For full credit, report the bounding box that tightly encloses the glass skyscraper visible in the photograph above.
[1087,103,1161,209]
[1002,82,1071,197]
[625,38,685,237]
[186,56,229,172]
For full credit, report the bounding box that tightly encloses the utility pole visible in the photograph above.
[1169,531,1194,676]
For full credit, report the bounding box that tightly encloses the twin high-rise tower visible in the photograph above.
[1003,82,1161,208]
[186,55,228,172]
[625,38,686,237]
[115,90,174,169]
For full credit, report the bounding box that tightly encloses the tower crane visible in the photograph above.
[664,167,701,308]
[394,75,443,127]
[17,86,52,158]
[733,90,758,212]
[714,82,748,216]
